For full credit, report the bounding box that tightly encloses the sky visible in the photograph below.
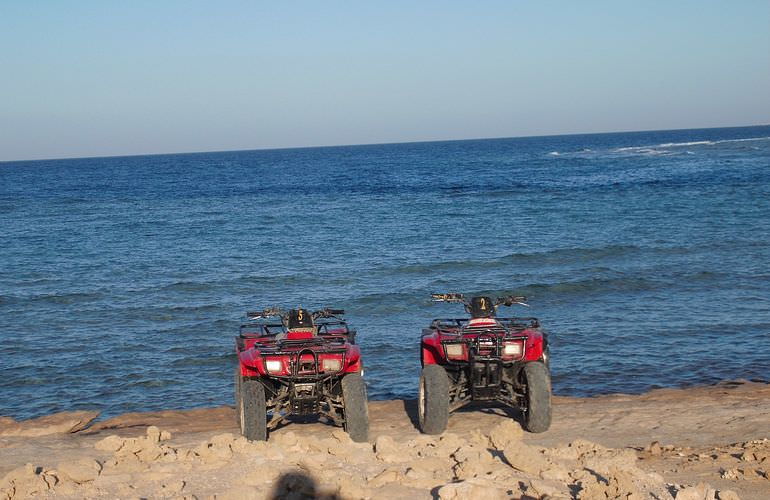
[1,1,769,161]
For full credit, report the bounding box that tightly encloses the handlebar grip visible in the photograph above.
[497,295,528,306]
[431,293,465,302]
[247,308,283,318]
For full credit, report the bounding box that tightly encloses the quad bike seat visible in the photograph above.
[286,328,316,340]
[466,317,499,328]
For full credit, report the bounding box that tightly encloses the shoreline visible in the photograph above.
[2,380,769,498]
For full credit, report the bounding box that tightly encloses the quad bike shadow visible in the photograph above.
[403,398,527,431]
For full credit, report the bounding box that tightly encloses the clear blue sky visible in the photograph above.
[1,1,768,161]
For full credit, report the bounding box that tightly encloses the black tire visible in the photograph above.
[239,378,267,441]
[522,362,552,433]
[341,373,369,442]
[234,366,243,427]
[418,364,449,435]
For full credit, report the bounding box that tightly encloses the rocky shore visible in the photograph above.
[1,380,768,499]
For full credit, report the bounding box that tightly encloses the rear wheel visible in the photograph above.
[522,362,552,433]
[240,378,267,441]
[341,373,369,442]
[234,366,243,427]
[418,364,449,434]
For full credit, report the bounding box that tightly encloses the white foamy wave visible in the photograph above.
[657,141,713,147]
[547,151,560,156]
[614,136,770,154]
[714,136,770,144]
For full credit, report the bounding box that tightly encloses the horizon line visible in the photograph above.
[2,122,769,164]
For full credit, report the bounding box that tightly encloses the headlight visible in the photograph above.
[321,358,342,372]
[445,344,464,358]
[502,342,523,357]
[265,359,283,373]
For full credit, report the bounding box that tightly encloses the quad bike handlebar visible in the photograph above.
[313,308,345,318]
[496,295,529,307]
[245,307,345,321]
[246,307,283,319]
[431,293,529,308]
[431,293,466,303]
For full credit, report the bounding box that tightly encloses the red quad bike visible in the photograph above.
[234,307,368,442]
[419,293,552,434]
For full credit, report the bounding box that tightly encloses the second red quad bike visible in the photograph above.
[234,307,368,442]
[419,293,552,434]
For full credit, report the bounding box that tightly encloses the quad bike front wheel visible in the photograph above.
[341,373,369,442]
[239,377,267,441]
[522,362,552,433]
[418,364,449,435]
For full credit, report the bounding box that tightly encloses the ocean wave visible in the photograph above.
[657,141,714,147]
[383,245,662,276]
[613,136,770,153]
[0,291,104,307]
[519,276,661,296]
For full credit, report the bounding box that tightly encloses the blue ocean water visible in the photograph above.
[2,125,769,420]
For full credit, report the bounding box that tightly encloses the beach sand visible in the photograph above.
[1,380,768,499]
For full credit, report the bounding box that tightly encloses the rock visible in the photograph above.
[146,425,161,442]
[375,435,402,463]
[297,453,328,477]
[271,430,299,448]
[57,459,102,484]
[576,475,609,500]
[0,411,100,437]
[581,447,638,476]
[721,468,744,480]
[453,444,497,480]
[717,491,740,500]
[503,442,552,475]
[547,443,581,461]
[407,456,454,481]
[372,481,433,499]
[161,479,186,494]
[210,432,236,448]
[675,482,716,500]
[605,467,642,499]
[528,478,572,499]
[540,465,571,482]
[336,477,371,499]
[438,479,517,499]
[136,442,163,463]
[331,428,353,443]
[0,463,53,498]
[570,439,605,457]
[368,467,403,487]
[648,441,663,456]
[435,433,465,454]
[487,419,523,450]
[95,435,125,452]
[194,434,235,463]
[232,436,266,455]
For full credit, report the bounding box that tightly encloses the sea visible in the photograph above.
[2,125,769,420]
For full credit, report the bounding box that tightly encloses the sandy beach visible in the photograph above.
[1,380,768,499]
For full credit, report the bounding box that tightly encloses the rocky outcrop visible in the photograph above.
[0,411,99,437]
[1,421,746,500]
